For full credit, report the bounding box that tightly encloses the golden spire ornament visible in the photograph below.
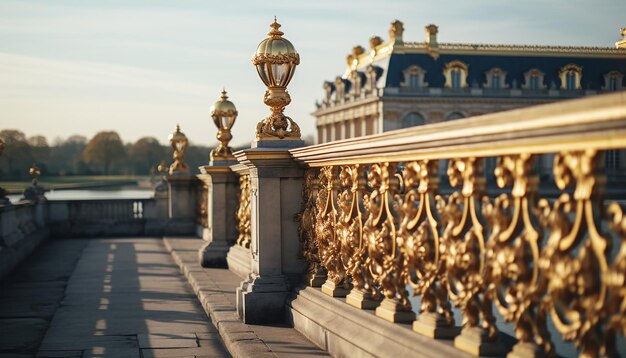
[168,124,190,175]
[209,89,237,162]
[252,18,301,140]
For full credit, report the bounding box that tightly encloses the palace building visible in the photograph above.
[314,21,626,145]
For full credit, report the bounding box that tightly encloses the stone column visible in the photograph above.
[234,146,306,324]
[165,175,198,235]
[197,166,238,267]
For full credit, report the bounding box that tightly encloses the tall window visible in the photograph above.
[603,71,624,91]
[565,71,577,90]
[484,68,507,89]
[401,65,428,89]
[523,69,545,90]
[401,112,425,128]
[451,69,461,89]
[559,64,582,90]
[443,61,469,89]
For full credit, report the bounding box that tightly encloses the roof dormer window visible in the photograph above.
[443,61,469,89]
[484,68,508,89]
[603,71,624,91]
[401,65,428,88]
[523,69,546,90]
[559,64,583,90]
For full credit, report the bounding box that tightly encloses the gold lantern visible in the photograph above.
[209,89,237,161]
[168,124,190,174]
[252,18,301,140]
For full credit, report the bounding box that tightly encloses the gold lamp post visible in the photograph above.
[252,17,301,140]
[209,89,237,161]
[168,124,190,174]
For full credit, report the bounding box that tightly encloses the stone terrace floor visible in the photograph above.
[0,238,229,358]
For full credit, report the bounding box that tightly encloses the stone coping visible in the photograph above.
[287,286,477,358]
[163,237,328,358]
[163,237,275,358]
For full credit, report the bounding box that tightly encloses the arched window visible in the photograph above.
[446,112,465,121]
[484,68,507,89]
[559,64,582,90]
[401,65,428,88]
[443,61,469,89]
[401,112,425,128]
[523,69,546,90]
[603,71,624,91]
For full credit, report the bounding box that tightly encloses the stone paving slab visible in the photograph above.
[164,237,330,358]
[36,237,229,358]
[0,239,89,356]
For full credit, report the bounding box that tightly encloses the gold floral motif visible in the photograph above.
[483,154,553,355]
[538,150,612,356]
[400,160,454,324]
[336,165,376,298]
[439,158,499,339]
[297,169,325,285]
[606,203,626,356]
[198,183,209,228]
[316,166,347,286]
[236,174,251,248]
[363,162,410,308]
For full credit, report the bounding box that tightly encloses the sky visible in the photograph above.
[1,0,625,148]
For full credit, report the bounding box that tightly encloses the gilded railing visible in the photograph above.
[198,182,209,228]
[291,93,626,357]
[235,174,251,248]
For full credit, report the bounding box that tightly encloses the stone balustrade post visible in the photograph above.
[234,146,307,324]
[165,175,199,235]
[197,166,238,267]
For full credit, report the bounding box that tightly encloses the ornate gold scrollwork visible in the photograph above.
[297,169,326,286]
[538,150,613,356]
[606,202,626,357]
[400,160,456,336]
[198,183,209,228]
[364,162,413,321]
[439,157,502,354]
[235,174,252,248]
[317,166,349,292]
[338,165,378,307]
[484,154,554,356]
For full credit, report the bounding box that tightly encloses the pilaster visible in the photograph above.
[165,175,199,235]
[234,145,306,324]
[196,165,238,267]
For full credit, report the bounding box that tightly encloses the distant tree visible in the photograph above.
[49,135,87,175]
[0,129,33,178]
[28,135,50,174]
[82,131,127,175]
[129,137,166,175]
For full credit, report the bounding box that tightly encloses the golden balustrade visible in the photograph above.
[235,174,251,248]
[197,183,209,229]
[292,92,626,357]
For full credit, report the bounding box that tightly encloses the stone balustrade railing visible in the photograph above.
[47,198,171,237]
[290,92,626,357]
[0,200,48,279]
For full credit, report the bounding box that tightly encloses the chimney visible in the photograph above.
[389,20,404,45]
[425,24,440,59]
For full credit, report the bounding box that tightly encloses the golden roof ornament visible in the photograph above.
[252,18,301,141]
[168,124,190,174]
[209,89,237,162]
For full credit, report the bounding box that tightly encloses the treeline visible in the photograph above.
[0,129,213,179]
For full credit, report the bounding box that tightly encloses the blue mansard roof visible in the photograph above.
[382,51,626,90]
[318,22,626,104]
